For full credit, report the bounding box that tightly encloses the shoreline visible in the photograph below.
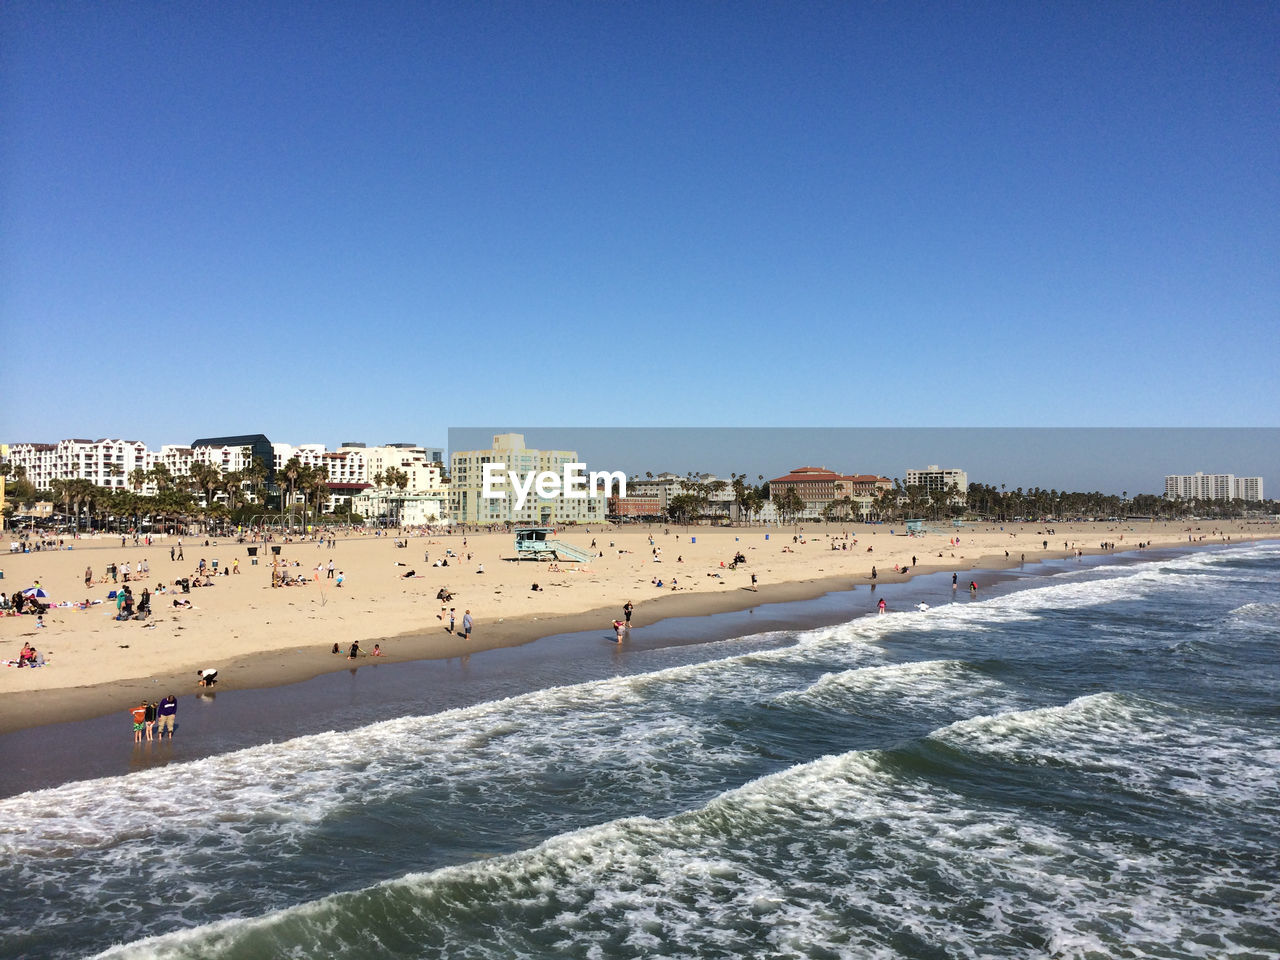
[3,530,1273,737]
[0,538,1272,799]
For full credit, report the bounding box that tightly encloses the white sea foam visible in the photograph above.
[91,696,1280,960]
[778,658,1024,722]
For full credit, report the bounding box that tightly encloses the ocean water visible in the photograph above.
[3,543,1278,960]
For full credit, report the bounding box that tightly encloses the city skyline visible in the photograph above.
[6,427,1277,500]
[2,4,1277,443]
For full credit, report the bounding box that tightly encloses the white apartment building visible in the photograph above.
[6,438,152,491]
[353,490,447,526]
[4,435,446,505]
[1165,472,1264,502]
[1235,476,1264,501]
[904,465,969,496]
[362,445,445,493]
[450,433,608,525]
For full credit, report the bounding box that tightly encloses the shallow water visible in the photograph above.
[3,543,1278,959]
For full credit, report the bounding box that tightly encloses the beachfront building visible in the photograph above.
[449,433,608,526]
[1235,476,1264,501]
[353,489,446,526]
[904,465,969,498]
[768,466,892,520]
[608,493,665,519]
[1165,472,1264,502]
[5,438,153,492]
[362,444,445,492]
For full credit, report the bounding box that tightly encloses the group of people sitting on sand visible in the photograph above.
[2,591,49,616]
[10,642,46,668]
[113,586,153,621]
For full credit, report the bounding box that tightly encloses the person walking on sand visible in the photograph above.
[462,610,473,640]
[177,540,184,561]
[751,573,758,591]
[131,701,147,743]
[85,565,92,587]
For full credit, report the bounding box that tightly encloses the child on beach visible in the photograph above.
[131,701,147,743]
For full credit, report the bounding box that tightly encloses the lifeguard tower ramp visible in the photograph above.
[514,527,595,563]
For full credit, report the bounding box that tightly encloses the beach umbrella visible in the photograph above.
[22,587,49,599]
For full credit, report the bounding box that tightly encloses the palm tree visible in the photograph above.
[149,463,174,492]
[301,465,331,518]
[221,471,246,512]
[281,456,303,512]
[128,467,149,493]
[187,462,223,509]
[239,453,267,504]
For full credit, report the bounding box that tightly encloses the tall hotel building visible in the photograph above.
[1164,472,1264,502]
[449,433,608,525]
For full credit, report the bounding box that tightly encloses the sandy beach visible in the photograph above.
[2,519,1274,734]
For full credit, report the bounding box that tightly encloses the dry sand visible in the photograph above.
[1,519,1273,733]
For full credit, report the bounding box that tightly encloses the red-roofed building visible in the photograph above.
[768,466,891,519]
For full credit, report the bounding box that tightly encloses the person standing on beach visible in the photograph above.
[170,545,175,562]
[130,701,147,743]
[462,610,473,640]
[144,701,157,741]
[952,573,958,589]
[871,566,877,581]
[157,695,177,738]
[877,598,886,614]
[85,566,92,587]
[623,601,633,626]
[751,573,758,590]
[449,608,456,634]
[327,559,335,579]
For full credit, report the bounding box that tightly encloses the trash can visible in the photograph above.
[271,545,282,556]
[246,547,258,557]
[211,559,218,571]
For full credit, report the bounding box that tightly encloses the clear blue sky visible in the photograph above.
[2,2,1277,454]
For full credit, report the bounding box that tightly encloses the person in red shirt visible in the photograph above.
[130,702,147,743]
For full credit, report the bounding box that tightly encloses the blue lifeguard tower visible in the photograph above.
[514,527,595,563]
